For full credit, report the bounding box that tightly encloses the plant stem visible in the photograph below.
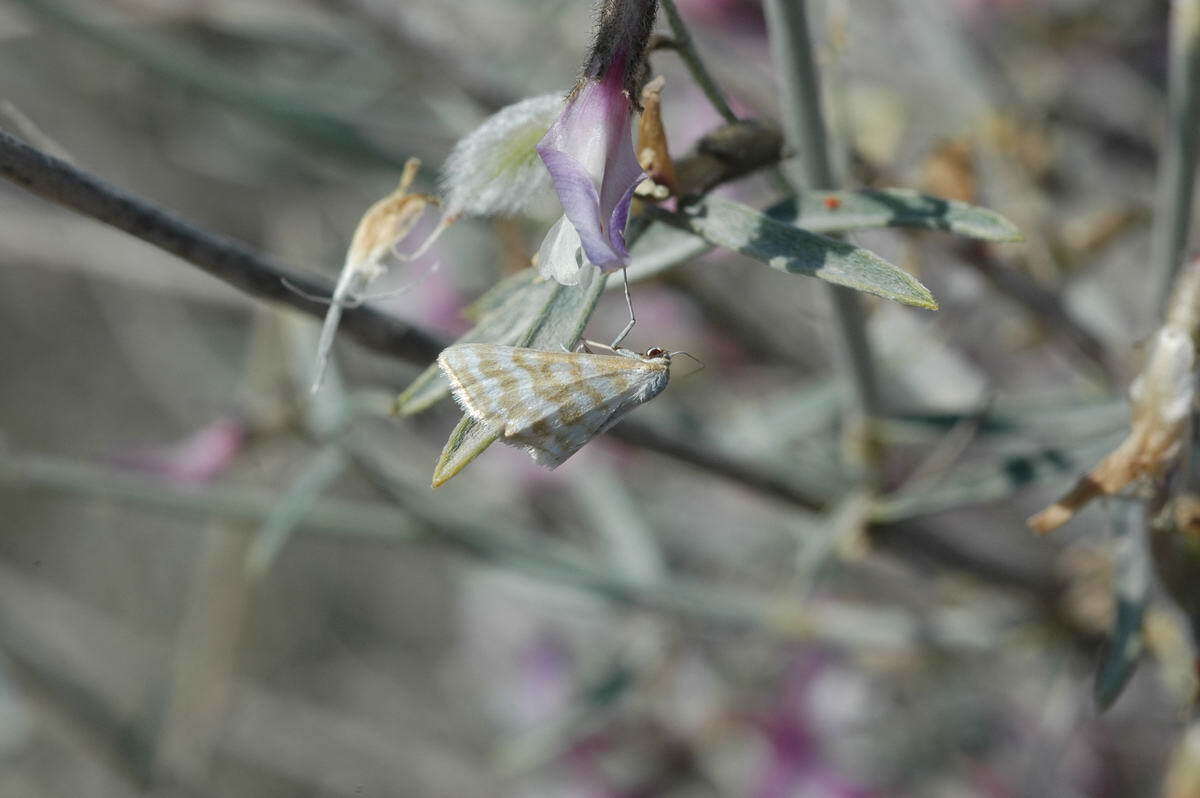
[659,0,738,124]
[1154,0,1200,309]
[762,0,883,471]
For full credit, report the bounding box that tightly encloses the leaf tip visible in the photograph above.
[992,225,1025,244]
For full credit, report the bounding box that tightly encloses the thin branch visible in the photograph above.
[762,0,882,475]
[0,126,821,508]
[0,129,443,364]
[957,241,1120,387]
[14,0,406,166]
[609,418,827,511]
[659,0,738,124]
[4,432,1101,648]
[1154,0,1200,308]
[674,119,784,197]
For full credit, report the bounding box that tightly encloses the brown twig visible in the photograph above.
[610,418,827,511]
[674,119,784,198]
[0,129,443,364]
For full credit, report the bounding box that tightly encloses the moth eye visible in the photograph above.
[645,347,665,358]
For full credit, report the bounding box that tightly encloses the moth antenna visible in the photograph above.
[669,350,705,377]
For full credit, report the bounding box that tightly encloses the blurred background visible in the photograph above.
[0,0,1194,795]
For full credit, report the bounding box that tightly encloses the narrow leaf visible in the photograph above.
[771,188,1024,242]
[1095,499,1151,709]
[871,436,1119,524]
[627,188,1021,287]
[394,269,553,415]
[431,415,499,489]
[245,445,348,576]
[462,267,541,321]
[661,196,938,309]
[432,267,608,487]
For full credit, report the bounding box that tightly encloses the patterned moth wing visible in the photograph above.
[437,343,672,468]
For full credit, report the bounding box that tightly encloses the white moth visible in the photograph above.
[437,343,672,468]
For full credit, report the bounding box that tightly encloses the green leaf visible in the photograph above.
[662,196,938,309]
[394,269,554,416]
[431,415,499,489]
[771,188,1024,242]
[245,445,348,576]
[625,188,1021,289]
[461,267,540,322]
[1094,500,1150,710]
[431,267,609,487]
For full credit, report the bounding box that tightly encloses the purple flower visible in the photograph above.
[536,54,646,281]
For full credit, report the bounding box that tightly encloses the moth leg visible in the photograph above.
[281,277,334,306]
[609,266,636,349]
[579,339,621,354]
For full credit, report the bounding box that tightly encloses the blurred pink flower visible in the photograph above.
[516,632,573,727]
[752,657,875,798]
[110,418,245,483]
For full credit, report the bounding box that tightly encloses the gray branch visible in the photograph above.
[0,129,443,364]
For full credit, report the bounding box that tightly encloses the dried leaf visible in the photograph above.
[635,75,677,197]
[313,158,437,392]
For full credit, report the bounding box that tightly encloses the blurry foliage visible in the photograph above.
[0,0,1198,796]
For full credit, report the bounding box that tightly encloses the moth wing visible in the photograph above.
[437,344,623,428]
[503,360,669,468]
[437,343,526,429]
[438,345,669,469]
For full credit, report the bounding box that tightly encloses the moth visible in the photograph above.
[437,343,673,468]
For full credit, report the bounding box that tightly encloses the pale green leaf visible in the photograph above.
[624,189,1022,289]
[394,269,553,415]
[664,196,938,309]
[461,266,540,322]
[1094,500,1151,710]
[772,188,1024,242]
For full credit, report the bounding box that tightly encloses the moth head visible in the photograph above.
[643,346,669,361]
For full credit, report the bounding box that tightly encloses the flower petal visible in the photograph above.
[538,147,625,270]
[536,214,591,285]
[606,179,641,263]
[537,57,646,276]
